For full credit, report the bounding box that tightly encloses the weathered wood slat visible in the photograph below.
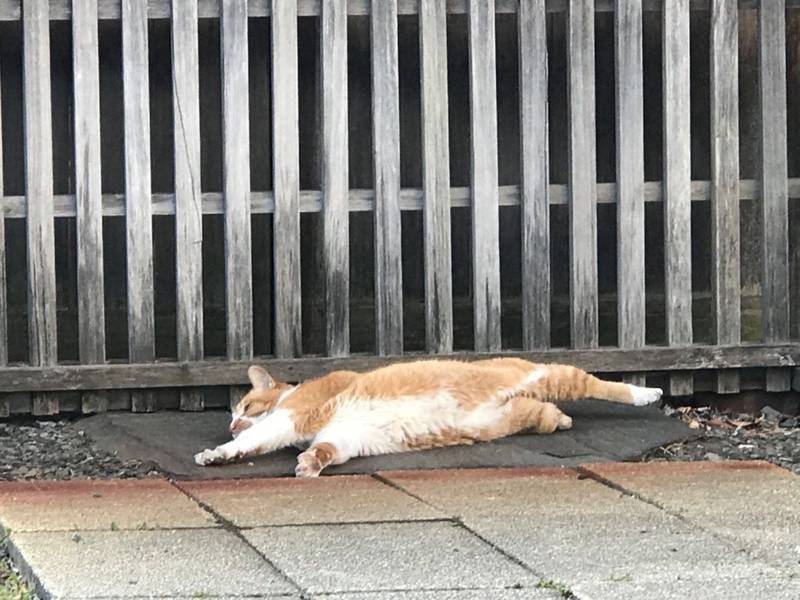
[758,1,791,392]
[221,0,254,365]
[173,0,205,409]
[2,179,799,219]
[419,0,453,354]
[0,344,798,393]
[615,0,645,388]
[272,0,303,357]
[321,0,350,357]
[0,52,7,418]
[662,0,693,397]
[371,0,404,355]
[468,0,501,352]
[567,0,598,349]
[518,0,549,351]
[0,0,796,21]
[73,0,108,415]
[24,0,59,415]
[615,0,646,386]
[122,0,157,412]
[710,0,740,393]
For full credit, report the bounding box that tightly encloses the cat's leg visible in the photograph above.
[500,395,573,436]
[532,365,663,406]
[295,442,342,478]
[195,409,304,466]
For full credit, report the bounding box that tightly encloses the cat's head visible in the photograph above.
[229,366,294,437]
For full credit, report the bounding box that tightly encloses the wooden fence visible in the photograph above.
[0,0,798,416]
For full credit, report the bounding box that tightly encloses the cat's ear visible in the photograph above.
[247,365,275,391]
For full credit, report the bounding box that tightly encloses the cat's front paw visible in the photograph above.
[630,385,663,406]
[195,448,226,466]
[295,452,322,478]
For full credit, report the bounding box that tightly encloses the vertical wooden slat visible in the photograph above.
[518,0,549,351]
[223,0,254,407]
[758,1,791,392]
[662,0,693,397]
[0,52,7,418]
[710,0,740,393]
[371,0,403,355]
[173,0,205,409]
[321,0,349,357]
[271,0,302,357]
[468,0,501,352]
[24,0,59,415]
[615,0,645,386]
[73,0,107,413]
[419,0,453,354]
[567,0,598,349]
[122,0,156,411]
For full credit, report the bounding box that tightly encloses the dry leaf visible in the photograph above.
[689,419,701,429]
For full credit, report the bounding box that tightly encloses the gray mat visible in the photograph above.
[75,401,697,479]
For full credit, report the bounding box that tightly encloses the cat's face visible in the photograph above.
[229,366,293,437]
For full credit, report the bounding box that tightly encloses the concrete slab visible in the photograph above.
[310,590,561,600]
[8,528,295,598]
[178,475,443,527]
[0,479,216,532]
[381,467,800,599]
[76,401,695,479]
[583,461,800,567]
[244,521,536,594]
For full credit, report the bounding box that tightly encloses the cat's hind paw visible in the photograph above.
[630,385,663,407]
[195,448,226,466]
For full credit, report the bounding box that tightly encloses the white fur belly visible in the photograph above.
[317,393,508,458]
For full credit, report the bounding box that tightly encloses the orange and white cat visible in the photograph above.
[194,358,663,477]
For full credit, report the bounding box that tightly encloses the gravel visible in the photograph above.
[0,419,159,481]
[643,404,800,475]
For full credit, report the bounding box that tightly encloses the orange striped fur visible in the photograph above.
[195,358,662,476]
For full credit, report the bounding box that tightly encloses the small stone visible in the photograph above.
[704,452,722,461]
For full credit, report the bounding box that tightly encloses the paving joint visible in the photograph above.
[575,464,771,563]
[169,479,306,597]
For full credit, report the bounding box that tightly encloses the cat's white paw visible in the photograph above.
[630,385,663,406]
[195,448,224,466]
[295,453,322,478]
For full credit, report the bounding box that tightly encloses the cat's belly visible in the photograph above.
[323,393,510,456]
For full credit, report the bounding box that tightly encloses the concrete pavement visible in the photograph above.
[1,461,798,599]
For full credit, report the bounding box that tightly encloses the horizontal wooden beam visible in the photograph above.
[3,179,799,219]
[0,0,793,21]
[0,344,797,393]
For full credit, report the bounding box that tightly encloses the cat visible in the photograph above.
[194,358,663,477]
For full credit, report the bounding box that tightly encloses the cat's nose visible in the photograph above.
[230,419,248,434]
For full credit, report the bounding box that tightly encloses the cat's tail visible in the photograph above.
[533,364,663,407]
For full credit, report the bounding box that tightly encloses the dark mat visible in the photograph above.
[74,400,698,479]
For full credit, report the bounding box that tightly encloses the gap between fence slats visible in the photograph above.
[371,0,404,355]
[272,0,303,358]
[468,0,502,352]
[567,0,598,349]
[420,0,453,354]
[321,0,350,357]
[710,0,740,394]
[662,0,693,397]
[615,0,645,386]
[24,0,59,415]
[172,0,205,409]
[519,0,550,351]
[758,1,791,392]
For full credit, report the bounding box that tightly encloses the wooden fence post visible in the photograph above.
[173,0,205,409]
[567,0,599,349]
[24,0,59,415]
[0,49,7,418]
[662,0,694,397]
